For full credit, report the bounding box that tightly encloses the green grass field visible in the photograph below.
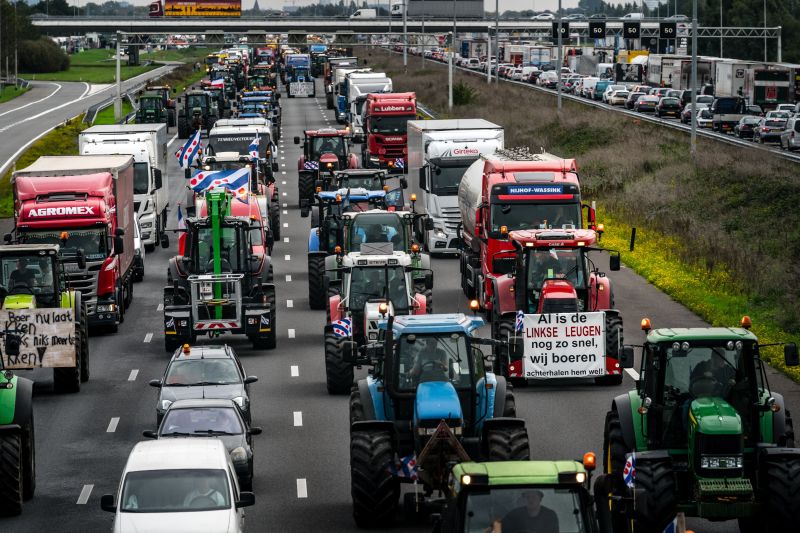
[0,85,29,104]
[93,99,134,125]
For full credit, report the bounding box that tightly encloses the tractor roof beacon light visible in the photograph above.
[378,302,389,317]
[469,299,480,315]
[740,315,752,329]
[583,452,596,471]
[641,317,652,332]
[182,343,191,355]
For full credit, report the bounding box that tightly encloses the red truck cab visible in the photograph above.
[363,92,416,173]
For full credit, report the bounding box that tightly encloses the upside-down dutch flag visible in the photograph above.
[332,317,352,338]
[387,454,418,480]
[248,135,260,160]
[177,204,186,255]
[210,78,224,88]
[176,130,202,169]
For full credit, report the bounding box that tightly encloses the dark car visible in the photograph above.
[665,89,683,102]
[753,118,787,143]
[656,97,682,118]
[635,95,660,113]
[589,13,607,19]
[746,104,764,117]
[648,87,670,98]
[150,344,258,425]
[734,116,761,139]
[681,103,708,124]
[144,398,262,491]
[626,91,646,109]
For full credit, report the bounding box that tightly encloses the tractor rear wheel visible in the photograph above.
[21,414,34,501]
[270,198,281,241]
[308,255,327,310]
[350,429,399,528]
[0,432,23,516]
[485,424,530,461]
[630,455,676,532]
[325,333,353,395]
[253,286,277,350]
[603,409,630,533]
[298,173,314,207]
[596,314,624,386]
[168,109,176,127]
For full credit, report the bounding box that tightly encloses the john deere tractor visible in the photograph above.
[0,364,34,516]
[177,90,218,139]
[600,317,800,532]
[347,313,530,527]
[135,91,171,129]
[163,191,276,351]
[143,84,176,127]
[0,244,90,393]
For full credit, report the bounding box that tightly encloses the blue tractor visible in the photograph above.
[348,313,530,527]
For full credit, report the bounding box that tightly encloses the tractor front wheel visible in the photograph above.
[502,382,517,417]
[269,198,281,241]
[325,333,353,395]
[349,384,365,426]
[308,255,327,310]
[741,453,800,533]
[0,432,23,516]
[21,413,34,501]
[603,409,630,533]
[629,455,676,532]
[485,424,530,461]
[298,173,314,208]
[350,429,399,528]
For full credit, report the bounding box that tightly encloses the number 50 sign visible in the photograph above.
[623,22,640,38]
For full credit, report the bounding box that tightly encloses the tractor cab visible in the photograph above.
[0,244,66,308]
[185,92,212,117]
[295,128,360,205]
[144,84,175,109]
[136,91,168,124]
[181,217,251,276]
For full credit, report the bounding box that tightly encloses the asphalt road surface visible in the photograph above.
[0,64,178,178]
[3,77,798,533]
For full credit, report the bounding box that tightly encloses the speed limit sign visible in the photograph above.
[589,21,606,39]
[660,22,677,39]
[623,22,641,38]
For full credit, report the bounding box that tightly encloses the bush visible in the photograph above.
[453,81,478,106]
[19,38,70,73]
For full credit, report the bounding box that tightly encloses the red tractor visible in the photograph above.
[294,128,359,207]
[490,228,625,385]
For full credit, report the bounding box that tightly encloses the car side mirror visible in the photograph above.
[609,254,621,271]
[293,136,300,144]
[114,236,124,255]
[100,494,116,513]
[142,430,157,439]
[400,177,408,189]
[3,233,11,243]
[424,217,434,231]
[341,340,359,364]
[76,250,87,270]
[172,87,177,93]
[149,379,162,388]
[153,168,163,190]
[244,375,258,384]
[177,97,182,103]
[249,427,263,436]
[418,167,426,190]
[160,233,170,249]
[424,272,434,290]
[785,343,799,367]
[620,346,635,369]
[272,162,279,172]
[235,492,256,508]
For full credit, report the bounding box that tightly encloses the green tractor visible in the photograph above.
[437,458,604,532]
[135,91,171,130]
[0,364,35,516]
[601,317,800,532]
[177,90,218,139]
[0,244,90,393]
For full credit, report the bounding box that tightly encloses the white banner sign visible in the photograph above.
[289,82,314,97]
[522,312,606,379]
[0,308,76,369]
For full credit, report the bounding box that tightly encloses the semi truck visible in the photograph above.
[12,155,136,333]
[362,92,417,174]
[714,60,766,98]
[744,67,795,110]
[343,72,392,138]
[407,119,504,254]
[79,124,168,252]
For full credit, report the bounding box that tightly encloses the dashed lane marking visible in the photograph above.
[288,329,296,339]
[283,203,287,207]
[284,254,291,260]
[284,237,290,243]
[283,222,289,228]
[282,192,287,197]
[625,368,640,381]
[106,417,120,433]
[282,209,288,214]
[282,181,287,185]
[144,333,153,343]
[291,365,299,377]
[76,484,94,505]
[157,303,164,311]
[287,299,293,308]
[296,478,308,498]
[293,411,303,427]
[285,274,292,282]
[128,369,139,382]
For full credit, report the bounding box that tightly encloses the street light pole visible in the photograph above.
[719,0,723,56]
[763,0,767,62]
[690,0,698,159]
[421,0,425,67]
[556,0,562,110]
[494,0,499,83]
[115,32,122,122]
[402,0,407,67]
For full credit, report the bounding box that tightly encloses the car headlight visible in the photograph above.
[232,396,246,408]
[230,447,248,464]
[135,248,142,257]
[433,228,447,238]
[160,400,173,411]
[700,455,743,469]
[140,221,153,229]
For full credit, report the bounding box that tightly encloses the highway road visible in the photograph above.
[3,77,799,533]
[0,63,179,178]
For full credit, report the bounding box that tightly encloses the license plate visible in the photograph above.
[64,263,81,273]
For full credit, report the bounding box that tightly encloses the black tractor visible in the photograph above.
[177,90,218,138]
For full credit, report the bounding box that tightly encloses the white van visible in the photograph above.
[390,2,404,17]
[581,77,599,98]
[623,12,644,19]
[350,8,377,19]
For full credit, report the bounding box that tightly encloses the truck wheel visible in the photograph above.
[298,173,314,207]
[349,384,365,426]
[350,429,399,528]
[485,424,530,461]
[252,286,277,350]
[21,414,35,501]
[0,432,23,516]
[308,255,326,310]
[325,333,354,395]
[603,409,632,533]
[269,200,280,241]
[630,456,676,532]
[595,314,624,386]
[756,454,800,532]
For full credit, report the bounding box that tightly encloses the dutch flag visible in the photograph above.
[176,129,202,169]
[176,204,185,231]
[515,310,525,333]
[394,158,405,170]
[332,317,352,338]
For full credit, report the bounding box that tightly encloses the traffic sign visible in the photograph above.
[589,21,606,39]
[659,22,677,39]
[551,21,569,41]
[623,22,641,39]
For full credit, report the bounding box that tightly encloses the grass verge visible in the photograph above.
[93,99,134,125]
[23,48,156,83]
[0,85,29,104]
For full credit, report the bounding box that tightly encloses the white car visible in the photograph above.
[101,439,255,533]
[608,90,629,106]
[532,12,555,20]
[602,84,627,103]
[465,58,481,69]
[510,67,525,81]
[133,218,145,282]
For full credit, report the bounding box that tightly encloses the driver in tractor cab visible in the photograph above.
[319,137,336,154]
[486,489,559,533]
[9,258,35,290]
[410,345,453,385]
[528,252,565,293]
[689,350,737,399]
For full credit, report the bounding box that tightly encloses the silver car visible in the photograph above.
[780,117,800,151]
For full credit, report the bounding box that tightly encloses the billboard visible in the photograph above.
[164,0,242,16]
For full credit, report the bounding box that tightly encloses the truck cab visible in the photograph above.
[363,92,417,173]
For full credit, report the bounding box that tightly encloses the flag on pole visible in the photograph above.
[175,130,202,169]
[188,168,248,193]
[248,135,260,160]
[176,204,185,230]
[515,310,525,333]
[210,78,224,88]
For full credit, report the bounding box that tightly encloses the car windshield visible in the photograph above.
[311,135,345,158]
[430,164,468,196]
[396,333,471,390]
[463,486,589,533]
[526,248,586,292]
[134,162,149,195]
[22,229,108,261]
[490,203,582,234]
[165,358,241,386]
[195,226,242,272]
[369,115,414,134]
[120,469,230,513]
[161,407,243,436]
[349,213,405,251]
[186,95,207,110]
[348,266,408,312]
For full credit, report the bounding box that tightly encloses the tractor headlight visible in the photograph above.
[230,447,248,464]
[97,304,116,313]
[700,455,743,469]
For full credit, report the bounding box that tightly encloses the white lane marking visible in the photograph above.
[281,171,287,175]
[285,274,292,282]
[157,303,164,311]
[293,411,303,426]
[283,222,288,228]
[106,417,120,433]
[296,478,308,498]
[282,192,287,196]
[291,365,299,377]
[167,133,179,147]
[0,82,61,118]
[283,237,289,243]
[282,209,288,215]
[128,369,139,382]
[282,203,287,207]
[282,181,287,185]
[288,328,296,339]
[144,333,153,343]
[625,368,640,381]
[76,484,94,505]
[284,254,291,260]
[287,299,293,308]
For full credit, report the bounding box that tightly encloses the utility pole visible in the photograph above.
[556,0,562,110]
[494,0,498,83]
[719,0,723,57]
[690,0,698,159]
[13,0,17,82]
[486,29,491,83]
[421,0,425,67]
[763,0,767,62]
[115,32,122,121]
[402,0,407,67]
[449,0,455,108]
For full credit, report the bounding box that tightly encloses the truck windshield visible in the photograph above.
[396,333,471,391]
[463,486,588,533]
[429,164,468,196]
[526,248,586,293]
[490,203,582,235]
[207,133,270,157]
[349,213,404,251]
[370,115,414,134]
[195,226,242,273]
[133,162,150,195]
[348,266,408,312]
[23,229,108,262]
